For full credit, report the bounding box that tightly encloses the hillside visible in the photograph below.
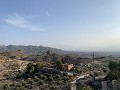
[0,45,68,55]
[1,45,120,58]
[0,55,28,71]
[0,55,28,83]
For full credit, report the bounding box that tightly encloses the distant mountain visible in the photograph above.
[0,45,120,57]
[0,45,69,54]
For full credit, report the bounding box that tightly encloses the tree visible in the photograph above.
[109,61,118,70]
[108,70,120,80]
[29,66,35,74]
[56,57,63,69]
[107,61,120,80]
[118,62,120,70]
[47,50,53,55]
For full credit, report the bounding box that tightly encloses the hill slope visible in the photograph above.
[0,45,68,54]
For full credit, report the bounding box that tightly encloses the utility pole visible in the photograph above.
[92,52,95,81]
[92,52,95,70]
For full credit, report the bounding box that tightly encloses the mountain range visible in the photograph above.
[1,45,120,57]
[0,45,69,54]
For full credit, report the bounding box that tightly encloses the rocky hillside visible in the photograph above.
[0,50,26,59]
[0,55,28,71]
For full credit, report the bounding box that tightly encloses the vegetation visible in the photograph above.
[107,61,120,80]
[17,62,43,79]
[0,45,67,54]
[81,86,92,90]
[2,62,71,90]
[3,83,10,90]
[109,61,120,70]
[56,57,63,69]
[0,49,116,90]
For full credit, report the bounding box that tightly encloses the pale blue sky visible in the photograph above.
[0,0,120,51]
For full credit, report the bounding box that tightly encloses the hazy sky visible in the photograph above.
[0,0,120,51]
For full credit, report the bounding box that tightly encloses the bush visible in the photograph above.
[63,73,68,76]
[20,80,26,86]
[15,82,22,87]
[27,78,33,84]
[81,86,92,90]
[55,75,60,79]
[34,76,39,82]
[3,83,10,90]
[25,84,32,89]
[47,77,53,82]
[35,62,43,69]
[40,75,47,81]
[63,76,69,81]
[38,80,44,85]
[15,86,25,90]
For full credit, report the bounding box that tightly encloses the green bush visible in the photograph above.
[3,83,10,90]
[34,76,39,82]
[38,80,44,85]
[81,86,92,90]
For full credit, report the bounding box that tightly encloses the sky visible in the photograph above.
[0,0,120,51]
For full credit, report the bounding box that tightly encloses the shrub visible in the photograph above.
[81,86,92,90]
[34,76,39,82]
[38,80,44,85]
[27,78,33,84]
[3,83,10,90]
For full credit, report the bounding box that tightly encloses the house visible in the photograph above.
[62,64,73,71]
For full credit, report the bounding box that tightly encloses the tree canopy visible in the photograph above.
[56,57,63,69]
[107,61,120,80]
